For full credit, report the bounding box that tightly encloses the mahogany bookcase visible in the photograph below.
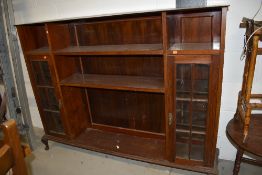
[17,6,228,175]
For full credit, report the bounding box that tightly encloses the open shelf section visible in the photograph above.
[169,42,220,55]
[60,73,164,93]
[54,44,163,55]
[26,46,50,56]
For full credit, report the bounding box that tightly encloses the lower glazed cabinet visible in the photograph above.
[17,5,227,175]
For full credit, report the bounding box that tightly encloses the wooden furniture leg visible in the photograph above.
[41,137,49,150]
[233,148,244,175]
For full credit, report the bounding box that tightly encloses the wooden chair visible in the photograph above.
[0,119,28,175]
[227,18,262,175]
[234,18,262,142]
[0,91,29,174]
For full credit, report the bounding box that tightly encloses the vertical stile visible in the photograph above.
[188,64,194,159]
[162,11,174,161]
[44,24,68,136]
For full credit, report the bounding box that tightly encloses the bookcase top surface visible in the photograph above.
[16,5,228,25]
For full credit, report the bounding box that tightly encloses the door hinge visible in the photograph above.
[168,113,173,126]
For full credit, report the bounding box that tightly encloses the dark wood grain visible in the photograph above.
[25,46,50,55]
[60,73,164,93]
[60,86,90,138]
[17,25,49,53]
[54,44,163,55]
[81,55,163,77]
[87,89,165,133]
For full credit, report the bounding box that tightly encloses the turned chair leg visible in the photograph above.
[233,148,244,175]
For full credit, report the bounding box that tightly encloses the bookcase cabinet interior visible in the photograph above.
[17,6,227,174]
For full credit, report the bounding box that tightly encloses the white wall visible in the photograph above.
[12,0,262,161]
[12,0,175,24]
[216,0,262,161]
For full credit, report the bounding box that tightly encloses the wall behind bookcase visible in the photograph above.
[12,0,262,161]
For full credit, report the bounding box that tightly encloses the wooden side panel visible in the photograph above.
[167,9,222,45]
[181,16,212,43]
[204,55,223,166]
[81,55,163,77]
[75,16,162,46]
[55,56,81,80]
[61,86,90,138]
[46,23,71,50]
[17,25,48,52]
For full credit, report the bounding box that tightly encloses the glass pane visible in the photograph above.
[175,63,209,161]
[176,132,190,159]
[31,59,64,135]
[193,64,209,94]
[38,87,59,111]
[190,134,205,160]
[192,102,207,128]
[31,60,52,86]
[176,101,190,126]
[44,111,64,134]
[176,64,191,92]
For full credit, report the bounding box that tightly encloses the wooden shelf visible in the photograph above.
[60,73,164,93]
[169,42,221,55]
[177,123,206,130]
[176,97,208,102]
[45,128,165,160]
[54,44,163,55]
[43,109,60,113]
[36,85,54,89]
[26,47,50,55]
[176,128,206,136]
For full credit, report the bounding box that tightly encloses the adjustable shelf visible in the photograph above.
[60,73,164,93]
[54,44,163,55]
[36,85,54,89]
[168,42,220,55]
[176,128,206,136]
[43,109,60,113]
[26,46,50,56]
[176,96,208,102]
